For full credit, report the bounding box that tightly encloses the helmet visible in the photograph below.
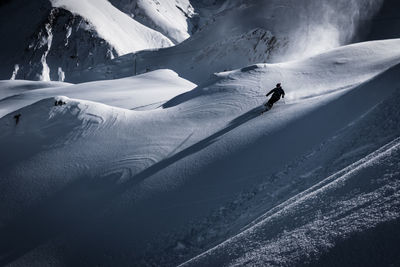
[276,83,281,87]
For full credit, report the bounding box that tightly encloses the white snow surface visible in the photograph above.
[110,0,195,44]
[50,0,174,55]
[0,69,195,118]
[183,137,400,266]
[1,39,400,266]
[135,0,194,43]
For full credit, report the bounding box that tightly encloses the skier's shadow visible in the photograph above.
[123,105,264,186]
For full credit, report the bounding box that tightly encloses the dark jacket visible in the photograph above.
[266,87,285,100]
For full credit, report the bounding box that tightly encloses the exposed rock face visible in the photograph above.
[0,0,172,82]
[12,7,117,81]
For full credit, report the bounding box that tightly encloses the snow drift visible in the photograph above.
[0,69,195,118]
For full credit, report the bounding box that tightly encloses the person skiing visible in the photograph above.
[14,113,21,125]
[262,83,285,113]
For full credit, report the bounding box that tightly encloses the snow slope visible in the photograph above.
[50,0,173,55]
[182,136,400,266]
[179,73,400,266]
[1,39,400,266]
[0,69,195,118]
[109,0,196,44]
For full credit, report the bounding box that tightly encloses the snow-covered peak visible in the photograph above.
[50,0,173,55]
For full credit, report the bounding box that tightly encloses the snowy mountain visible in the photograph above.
[0,0,243,83]
[65,0,390,84]
[1,0,392,83]
[1,0,400,266]
[0,0,173,81]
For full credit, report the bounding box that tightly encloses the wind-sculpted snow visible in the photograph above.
[0,69,195,118]
[163,39,400,107]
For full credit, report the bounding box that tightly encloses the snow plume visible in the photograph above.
[285,0,385,59]
[287,0,384,59]
[202,0,384,62]
[253,0,385,61]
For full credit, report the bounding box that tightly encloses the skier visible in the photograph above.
[262,83,285,113]
[14,114,21,125]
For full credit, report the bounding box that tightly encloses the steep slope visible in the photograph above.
[1,39,400,266]
[109,0,196,44]
[0,0,172,81]
[183,136,400,266]
[108,0,247,44]
[50,0,173,55]
[180,77,400,266]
